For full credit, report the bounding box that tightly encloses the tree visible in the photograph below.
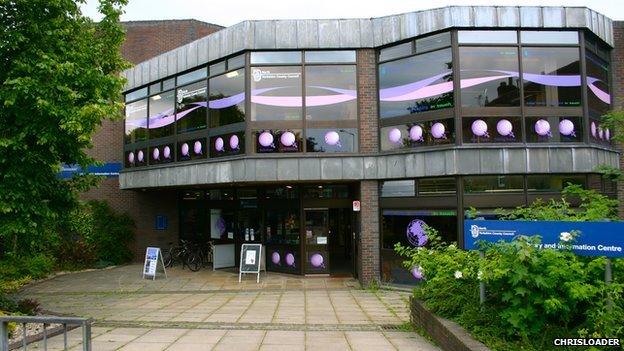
[0,0,128,255]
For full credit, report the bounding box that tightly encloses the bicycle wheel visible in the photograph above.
[162,248,176,268]
[186,251,202,272]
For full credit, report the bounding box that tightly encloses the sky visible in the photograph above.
[81,0,624,26]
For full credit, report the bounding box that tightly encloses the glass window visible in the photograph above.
[134,147,147,166]
[124,99,147,143]
[177,138,207,161]
[520,31,579,44]
[464,176,524,194]
[209,61,226,76]
[177,68,206,86]
[589,118,611,144]
[227,54,246,69]
[586,52,611,117]
[380,118,455,151]
[417,177,457,196]
[209,132,244,158]
[209,68,245,127]
[522,47,581,107]
[525,116,583,143]
[306,128,357,153]
[303,185,350,199]
[416,32,451,53]
[459,47,520,107]
[265,186,299,199]
[381,210,457,284]
[250,66,302,121]
[527,175,585,192]
[255,129,302,153]
[305,65,357,121]
[149,82,161,94]
[381,180,415,197]
[458,30,517,44]
[125,87,148,102]
[148,90,175,139]
[149,143,174,165]
[162,78,175,91]
[305,50,356,63]
[250,51,301,64]
[379,42,412,62]
[462,117,522,143]
[176,82,207,134]
[379,48,453,118]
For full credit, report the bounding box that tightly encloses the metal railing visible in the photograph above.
[0,316,91,351]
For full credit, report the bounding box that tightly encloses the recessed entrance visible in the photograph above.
[177,184,357,277]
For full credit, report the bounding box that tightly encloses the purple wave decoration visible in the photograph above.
[378,69,610,104]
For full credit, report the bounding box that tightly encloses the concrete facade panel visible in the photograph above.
[318,19,340,48]
[275,20,298,48]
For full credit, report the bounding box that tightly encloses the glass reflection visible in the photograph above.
[305,65,357,121]
[522,47,581,107]
[124,99,147,143]
[379,48,453,118]
[149,90,175,139]
[380,118,454,151]
[525,116,583,143]
[586,52,611,117]
[462,117,522,143]
[306,128,357,153]
[176,81,207,134]
[459,47,520,107]
[251,66,302,121]
[209,68,245,127]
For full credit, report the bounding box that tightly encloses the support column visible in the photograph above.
[359,181,380,285]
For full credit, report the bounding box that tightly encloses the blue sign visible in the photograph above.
[464,219,624,258]
[59,163,122,179]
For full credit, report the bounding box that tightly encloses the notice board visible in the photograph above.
[239,243,263,283]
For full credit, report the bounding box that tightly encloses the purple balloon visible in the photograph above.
[471,119,488,137]
[229,135,240,150]
[559,119,575,137]
[310,253,324,268]
[285,253,295,267]
[431,122,446,139]
[193,141,202,154]
[137,150,144,162]
[152,147,160,160]
[409,125,424,142]
[496,119,514,138]
[163,146,171,159]
[181,143,189,156]
[605,129,611,141]
[591,122,597,138]
[406,219,428,247]
[598,127,604,140]
[280,131,296,147]
[534,119,551,137]
[411,266,424,280]
[324,131,340,146]
[128,152,135,164]
[259,131,274,147]
[215,137,224,152]
[271,252,281,265]
[388,128,402,144]
[216,217,226,235]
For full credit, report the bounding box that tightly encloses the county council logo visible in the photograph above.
[252,68,263,82]
[471,225,480,238]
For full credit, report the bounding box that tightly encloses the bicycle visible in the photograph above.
[162,239,193,268]
[186,241,214,272]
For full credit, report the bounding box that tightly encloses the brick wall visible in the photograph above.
[121,20,222,65]
[613,22,624,219]
[83,19,220,259]
[358,181,381,284]
[357,49,379,154]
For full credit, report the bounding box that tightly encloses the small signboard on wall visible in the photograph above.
[352,200,361,212]
[142,247,167,280]
[239,243,264,283]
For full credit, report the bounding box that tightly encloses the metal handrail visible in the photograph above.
[0,316,91,351]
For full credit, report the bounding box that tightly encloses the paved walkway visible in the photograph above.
[17,265,439,350]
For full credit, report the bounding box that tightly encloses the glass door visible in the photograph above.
[304,208,330,274]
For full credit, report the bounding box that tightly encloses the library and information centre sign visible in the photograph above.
[464,220,624,258]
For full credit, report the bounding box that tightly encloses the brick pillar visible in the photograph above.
[359,181,380,284]
[613,22,624,219]
[356,49,381,284]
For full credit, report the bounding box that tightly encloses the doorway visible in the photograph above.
[303,208,354,276]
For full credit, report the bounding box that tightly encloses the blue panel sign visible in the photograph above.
[59,163,122,179]
[464,219,624,258]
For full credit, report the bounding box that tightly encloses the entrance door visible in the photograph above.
[328,208,353,276]
[304,209,330,274]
